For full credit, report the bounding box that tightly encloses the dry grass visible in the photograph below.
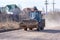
[0,21,20,31]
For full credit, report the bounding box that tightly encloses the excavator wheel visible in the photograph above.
[29,28,33,30]
[24,27,27,31]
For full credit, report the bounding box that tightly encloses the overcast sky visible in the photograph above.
[0,0,60,11]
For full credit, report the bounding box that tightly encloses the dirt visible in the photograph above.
[0,26,59,40]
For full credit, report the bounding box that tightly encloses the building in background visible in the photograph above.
[5,4,21,14]
[0,7,7,14]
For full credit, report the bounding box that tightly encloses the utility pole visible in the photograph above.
[45,0,48,14]
[52,0,55,13]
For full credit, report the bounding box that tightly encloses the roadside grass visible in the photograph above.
[0,21,20,32]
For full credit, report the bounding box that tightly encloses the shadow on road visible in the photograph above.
[40,29,60,33]
[27,29,60,33]
[0,29,20,33]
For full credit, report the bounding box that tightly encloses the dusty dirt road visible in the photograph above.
[0,26,60,40]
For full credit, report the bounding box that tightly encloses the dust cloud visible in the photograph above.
[45,12,60,29]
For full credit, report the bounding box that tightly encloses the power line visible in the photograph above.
[45,0,48,14]
[52,0,55,13]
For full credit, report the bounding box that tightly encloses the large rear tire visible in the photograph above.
[29,28,32,30]
[40,27,44,30]
[37,19,45,31]
[37,27,44,31]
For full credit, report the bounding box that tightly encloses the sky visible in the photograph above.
[0,0,60,11]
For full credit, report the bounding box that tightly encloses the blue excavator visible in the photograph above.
[20,7,45,31]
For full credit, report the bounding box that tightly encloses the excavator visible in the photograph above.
[20,7,45,31]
